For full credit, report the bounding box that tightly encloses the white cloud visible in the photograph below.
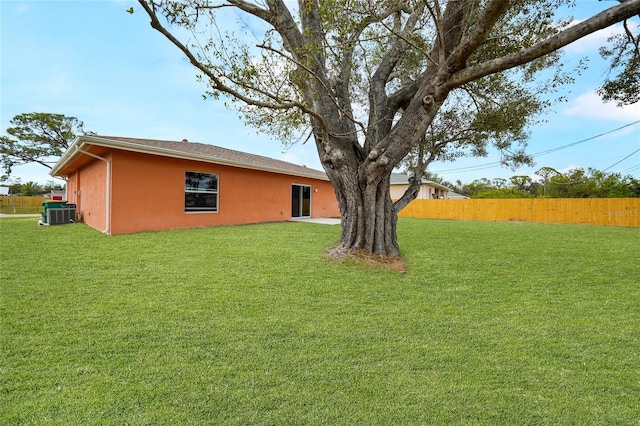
[562,20,639,55]
[14,3,30,15]
[38,67,75,98]
[278,146,323,170]
[563,22,614,54]
[563,91,640,122]
[557,165,582,175]
[278,152,302,164]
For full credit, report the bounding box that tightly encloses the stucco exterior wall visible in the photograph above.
[66,172,79,206]
[72,156,110,232]
[95,149,339,235]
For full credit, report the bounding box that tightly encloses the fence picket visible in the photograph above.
[0,196,47,207]
[398,198,640,227]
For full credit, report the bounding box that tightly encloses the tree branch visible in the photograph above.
[137,0,330,136]
[443,0,507,73]
[367,3,426,151]
[446,0,640,89]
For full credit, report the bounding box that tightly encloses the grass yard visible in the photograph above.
[0,205,42,215]
[1,217,639,424]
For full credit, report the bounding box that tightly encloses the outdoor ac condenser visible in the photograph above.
[46,208,75,225]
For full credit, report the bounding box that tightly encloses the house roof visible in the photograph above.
[390,173,452,191]
[447,191,469,199]
[51,135,329,181]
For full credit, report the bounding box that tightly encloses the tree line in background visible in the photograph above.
[1,179,65,197]
[1,112,638,201]
[7,166,638,199]
[428,167,640,199]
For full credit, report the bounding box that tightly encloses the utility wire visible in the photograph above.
[530,120,639,157]
[620,164,640,173]
[433,120,640,174]
[601,148,640,172]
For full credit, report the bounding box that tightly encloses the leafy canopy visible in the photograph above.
[134,0,636,172]
[0,113,90,179]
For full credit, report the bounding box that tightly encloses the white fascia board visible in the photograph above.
[50,136,83,177]
[55,135,328,181]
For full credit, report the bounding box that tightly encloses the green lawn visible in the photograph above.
[1,217,639,424]
[0,205,42,215]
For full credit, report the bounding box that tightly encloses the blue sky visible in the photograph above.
[1,0,639,186]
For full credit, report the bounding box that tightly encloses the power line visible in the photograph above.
[530,120,640,158]
[620,164,640,173]
[433,120,640,174]
[602,148,640,172]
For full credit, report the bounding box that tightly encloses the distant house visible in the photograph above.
[50,135,340,235]
[390,173,468,200]
[49,190,66,200]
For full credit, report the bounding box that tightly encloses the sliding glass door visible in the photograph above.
[291,184,311,218]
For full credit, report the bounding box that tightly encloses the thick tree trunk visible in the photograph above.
[324,163,399,258]
[316,88,447,259]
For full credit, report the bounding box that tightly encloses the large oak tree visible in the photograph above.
[137,0,640,257]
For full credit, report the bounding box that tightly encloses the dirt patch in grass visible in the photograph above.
[324,247,407,273]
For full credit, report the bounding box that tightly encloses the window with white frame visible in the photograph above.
[185,171,218,212]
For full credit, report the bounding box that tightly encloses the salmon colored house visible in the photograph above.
[50,135,340,235]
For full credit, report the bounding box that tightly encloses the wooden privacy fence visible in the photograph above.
[398,198,640,227]
[0,196,47,207]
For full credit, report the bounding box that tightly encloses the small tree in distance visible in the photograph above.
[454,168,639,198]
[0,113,91,180]
[136,0,640,258]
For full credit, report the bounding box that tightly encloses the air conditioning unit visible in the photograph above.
[46,208,76,225]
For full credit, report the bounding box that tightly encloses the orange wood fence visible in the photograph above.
[398,198,640,227]
[0,196,47,207]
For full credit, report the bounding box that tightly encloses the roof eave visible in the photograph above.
[50,136,84,177]
[52,135,329,181]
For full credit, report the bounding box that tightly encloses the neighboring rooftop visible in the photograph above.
[51,135,328,180]
[390,173,451,190]
[390,173,469,199]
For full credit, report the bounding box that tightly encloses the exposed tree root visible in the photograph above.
[324,247,407,273]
